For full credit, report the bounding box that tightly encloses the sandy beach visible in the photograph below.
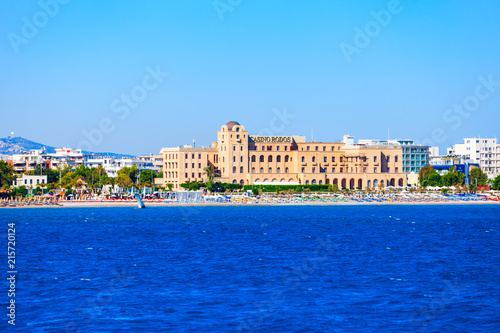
[2,200,498,208]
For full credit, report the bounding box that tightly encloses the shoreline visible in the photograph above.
[2,200,499,208]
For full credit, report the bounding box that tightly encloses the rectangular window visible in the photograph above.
[395,167,398,173]
[185,173,188,178]
[198,163,201,168]
[192,163,194,168]
[324,156,327,162]
[199,154,201,159]
[332,156,335,162]
[301,167,305,173]
[332,167,335,173]
[387,156,390,162]
[277,146,280,151]
[340,167,343,173]
[199,173,201,178]
[312,167,316,173]
[374,156,377,162]
[185,154,188,159]
[387,167,390,173]
[192,173,195,178]
[185,163,188,168]
[284,146,288,151]
[374,167,377,173]
[363,167,366,173]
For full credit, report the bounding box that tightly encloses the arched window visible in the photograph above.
[233,146,235,151]
[277,167,281,173]
[324,156,327,162]
[301,156,305,162]
[269,167,272,173]
[240,179,244,185]
[240,167,243,173]
[268,155,273,162]
[285,155,289,162]
[277,155,281,162]
[260,155,264,162]
[236,127,240,132]
[232,166,236,173]
[285,167,289,173]
[319,180,322,184]
[312,179,317,184]
[252,167,255,173]
[251,155,256,162]
[305,180,309,184]
[260,167,264,173]
[232,179,237,184]
[312,156,316,162]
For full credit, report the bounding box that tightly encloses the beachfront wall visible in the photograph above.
[158,121,407,191]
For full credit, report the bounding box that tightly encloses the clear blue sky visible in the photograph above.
[1,0,499,155]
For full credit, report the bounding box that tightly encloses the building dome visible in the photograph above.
[226,121,240,131]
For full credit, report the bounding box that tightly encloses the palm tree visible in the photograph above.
[203,165,218,183]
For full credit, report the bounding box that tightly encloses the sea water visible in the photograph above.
[2,205,499,332]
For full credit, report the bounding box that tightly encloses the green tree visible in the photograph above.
[139,169,155,186]
[469,168,488,186]
[115,173,132,188]
[0,160,14,188]
[428,173,442,187]
[418,166,434,183]
[441,167,466,186]
[492,175,500,190]
[118,166,139,185]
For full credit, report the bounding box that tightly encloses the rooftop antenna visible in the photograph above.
[193,139,195,148]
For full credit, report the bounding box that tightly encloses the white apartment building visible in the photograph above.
[12,174,47,188]
[84,156,160,177]
[428,147,441,166]
[10,148,47,173]
[46,148,86,169]
[448,138,500,179]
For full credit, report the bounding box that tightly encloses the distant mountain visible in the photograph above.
[0,136,134,158]
[0,136,56,154]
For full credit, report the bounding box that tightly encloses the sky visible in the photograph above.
[1,0,499,155]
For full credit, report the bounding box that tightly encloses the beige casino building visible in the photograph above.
[159,121,407,191]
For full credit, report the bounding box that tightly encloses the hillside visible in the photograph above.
[0,136,134,158]
[0,136,56,154]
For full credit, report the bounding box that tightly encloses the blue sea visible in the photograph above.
[2,205,500,332]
